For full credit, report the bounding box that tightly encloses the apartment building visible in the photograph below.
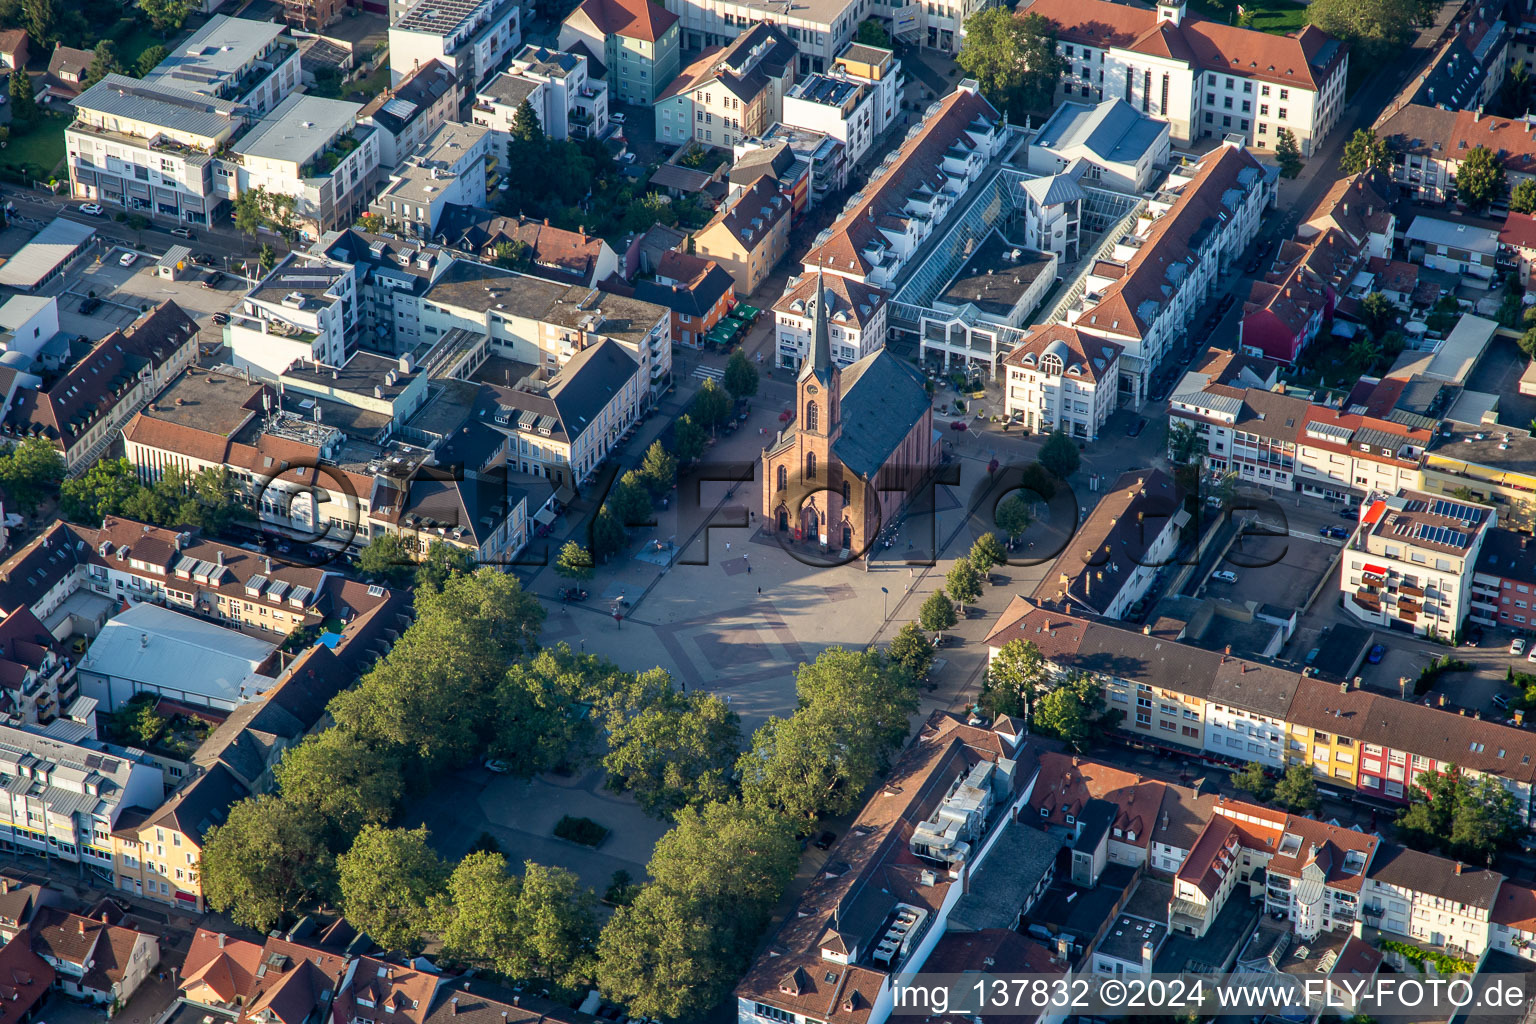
[1411,2,1509,113]
[0,609,76,726]
[230,94,381,241]
[1026,0,1348,156]
[1263,819,1376,940]
[474,45,607,148]
[631,250,737,348]
[359,60,461,168]
[1380,105,1536,204]
[656,25,796,151]
[661,0,862,74]
[558,0,680,105]
[431,211,619,285]
[227,252,358,379]
[1025,98,1171,194]
[1469,528,1536,632]
[784,42,901,166]
[1001,324,1123,441]
[0,302,199,471]
[692,177,792,295]
[1068,141,1272,405]
[389,0,521,94]
[1341,489,1495,640]
[316,230,447,355]
[142,16,301,117]
[1364,844,1500,959]
[772,268,884,368]
[369,122,491,239]
[803,83,1004,290]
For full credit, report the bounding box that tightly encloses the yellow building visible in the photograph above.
[1420,421,1536,531]
[111,765,246,912]
[692,178,791,296]
[1282,682,1372,787]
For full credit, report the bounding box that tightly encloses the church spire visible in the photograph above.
[799,264,832,385]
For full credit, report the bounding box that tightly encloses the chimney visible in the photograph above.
[1439,694,1447,707]
[1455,861,1463,875]
[1224,645,1232,656]
[1340,680,1348,693]
[77,920,85,935]
[216,550,223,567]
[450,1001,457,1016]
[1143,624,1151,635]
[218,934,226,949]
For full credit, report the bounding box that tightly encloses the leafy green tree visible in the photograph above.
[491,643,604,776]
[138,0,194,30]
[723,349,759,401]
[1232,761,1272,800]
[979,638,1047,721]
[1306,0,1426,59]
[4,69,31,126]
[1038,429,1081,479]
[672,414,707,463]
[944,557,982,612]
[994,494,1032,546]
[691,378,732,433]
[258,243,277,275]
[135,44,168,77]
[357,213,384,233]
[337,825,447,953]
[201,796,335,932]
[1456,145,1508,211]
[855,17,891,46]
[640,441,677,495]
[1340,128,1391,175]
[969,532,1006,576]
[1359,291,1397,339]
[1397,766,1523,862]
[506,862,599,990]
[1032,672,1113,752]
[60,457,141,525]
[0,437,63,516]
[492,239,531,269]
[596,801,798,1021]
[436,850,520,972]
[20,0,53,48]
[511,99,545,145]
[1275,128,1303,179]
[919,589,957,633]
[956,9,1066,117]
[120,700,166,747]
[607,470,654,531]
[555,540,595,581]
[1272,764,1321,814]
[274,730,404,839]
[416,541,477,591]
[1511,178,1536,214]
[1019,461,1056,501]
[84,40,121,87]
[355,533,415,585]
[590,506,628,560]
[604,690,740,818]
[888,622,933,681]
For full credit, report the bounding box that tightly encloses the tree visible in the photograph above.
[232,186,300,241]
[437,851,521,973]
[201,796,335,932]
[672,414,707,463]
[1397,766,1523,862]
[1272,764,1320,814]
[135,44,168,77]
[944,557,982,613]
[1339,128,1391,175]
[1275,128,1303,179]
[505,862,599,990]
[1019,461,1056,501]
[1306,0,1421,59]
[691,378,732,433]
[492,239,531,269]
[138,0,195,30]
[979,638,1047,721]
[888,622,933,681]
[1359,291,1397,339]
[605,691,740,818]
[416,541,477,590]
[955,9,1066,118]
[640,441,677,496]
[1032,672,1113,752]
[919,590,957,633]
[723,349,759,401]
[969,532,1006,576]
[855,17,891,46]
[357,213,384,233]
[84,40,121,87]
[994,494,1032,546]
[1455,145,1507,211]
[337,825,446,953]
[1521,325,1536,360]
[258,243,277,275]
[491,644,604,776]
[597,801,798,1021]
[1038,429,1080,479]
[0,437,63,516]
[6,69,34,127]
[60,457,141,525]
[1512,178,1536,215]
[274,730,404,839]
[555,541,595,581]
[20,0,53,48]
[590,507,628,560]
[511,99,545,146]
[1232,761,1273,800]
[355,533,415,585]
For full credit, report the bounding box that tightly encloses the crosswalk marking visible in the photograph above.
[691,365,725,382]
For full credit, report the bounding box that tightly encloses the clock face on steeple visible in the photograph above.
[806,385,819,395]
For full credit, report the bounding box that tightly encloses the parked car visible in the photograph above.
[1494,694,1510,710]
[79,203,103,216]
[192,253,216,267]
[170,226,194,239]
[211,312,229,325]
[78,297,101,315]
[118,252,137,267]
[813,831,836,850]
[1319,525,1350,539]
[483,759,509,774]
[1338,505,1359,519]
[1210,570,1238,584]
[1367,643,1387,664]
[1513,638,1527,656]
[203,271,224,289]
[610,111,626,124]
[1128,417,1147,438]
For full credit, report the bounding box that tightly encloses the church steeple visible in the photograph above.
[799,265,833,386]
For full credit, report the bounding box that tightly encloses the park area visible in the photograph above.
[1189,0,1308,33]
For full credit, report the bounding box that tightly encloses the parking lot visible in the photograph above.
[1201,530,1340,613]
[53,244,245,339]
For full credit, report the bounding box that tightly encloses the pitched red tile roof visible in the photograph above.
[1502,211,1536,250]
[182,928,264,1004]
[0,933,51,1024]
[571,0,676,42]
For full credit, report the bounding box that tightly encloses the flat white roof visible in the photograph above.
[142,14,286,95]
[80,603,276,705]
[233,92,362,164]
[0,218,95,290]
[0,295,54,331]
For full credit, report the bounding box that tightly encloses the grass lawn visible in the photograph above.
[1188,0,1308,34]
[114,26,168,70]
[346,62,392,104]
[0,113,68,181]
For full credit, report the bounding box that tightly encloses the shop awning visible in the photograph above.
[1362,564,1389,577]
[533,506,558,526]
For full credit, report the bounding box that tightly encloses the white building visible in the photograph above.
[1025,0,1349,157]
[0,295,59,361]
[918,232,1059,376]
[663,0,862,74]
[1364,844,1499,959]
[1341,490,1495,641]
[359,59,461,168]
[780,42,899,168]
[1000,324,1121,440]
[772,268,885,369]
[1018,173,1084,263]
[474,45,607,148]
[369,121,490,239]
[389,0,520,93]
[228,252,358,379]
[141,15,301,116]
[78,604,279,713]
[1026,98,1171,194]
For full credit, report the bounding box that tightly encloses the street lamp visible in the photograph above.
[881,586,888,621]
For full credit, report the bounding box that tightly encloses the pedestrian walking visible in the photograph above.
[757,586,762,594]
[726,542,731,552]
[747,564,752,574]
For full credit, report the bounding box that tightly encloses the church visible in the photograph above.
[761,270,939,554]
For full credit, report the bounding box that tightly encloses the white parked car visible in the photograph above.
[1210,570,1238,585]
[119,252,137,267]
[79,203,103,216]
[1513,638,1527,656]
[610,111,626,124]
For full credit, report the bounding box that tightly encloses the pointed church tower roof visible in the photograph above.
[799,265,834,386]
